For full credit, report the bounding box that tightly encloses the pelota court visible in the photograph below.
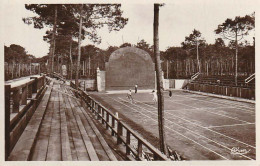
[89,90,255,160]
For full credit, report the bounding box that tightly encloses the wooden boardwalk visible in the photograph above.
[8,80,121,161]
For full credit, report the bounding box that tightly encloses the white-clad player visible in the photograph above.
[152,90,157,104]
[126,89,134,104]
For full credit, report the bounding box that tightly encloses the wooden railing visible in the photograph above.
[52,72,66,82]
[5,74,49,160]
[191,72,200,80]
[70,82,169,161]
[245,73,255,84]
[187,83,255,100]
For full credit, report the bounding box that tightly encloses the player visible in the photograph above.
[135,84,138,93]
[126,89,134,103]
[152,90,157,104]
[169,90,172,98]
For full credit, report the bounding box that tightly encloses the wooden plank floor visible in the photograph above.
[9,81,120,161]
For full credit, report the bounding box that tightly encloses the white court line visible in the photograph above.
[192,95,255,109]
[169,92,254,109]
[133,98,256,150]
[107,97,229,160]
[117,97,254,160]
[166,99,250,123]
[166,94,255,113]
[147,102,253,124]
[207,123,255,129]
[169,94,255,114]
[164,106,242,112]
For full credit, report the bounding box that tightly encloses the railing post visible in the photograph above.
[112,117,115,136]
[39,77,43,89]
[106,113,109,130]
[43,75,46,86]
[117,121,122,144]
[21,85,28,105]
[37,77,41,91]
[248,89,252,99]
[12,89,20,113]
[101,108,105,124]
[5,85,11,160]
[86,96,90,109]
[28,83,32,98]
[37,77,41,90]
[154,154,159,160]
[92,101,95,113]
[88,98,91,110]
[126,130,131,155]
[30,77,38,93]
[91,100,94,113]
[137,140,142,160]
[97,104,101,120]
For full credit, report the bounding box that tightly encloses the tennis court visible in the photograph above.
[89,90,255,160]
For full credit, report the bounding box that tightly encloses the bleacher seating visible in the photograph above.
[192,74,255,88]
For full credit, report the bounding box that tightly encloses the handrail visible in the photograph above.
[191,72,200,80]
[53,72,66,82]
[70,82,170,161]
[5,74,49,160]
[245,73,255,84]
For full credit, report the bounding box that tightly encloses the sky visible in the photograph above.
[1,1,256,58]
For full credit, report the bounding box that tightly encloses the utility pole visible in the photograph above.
[154,4,169,157]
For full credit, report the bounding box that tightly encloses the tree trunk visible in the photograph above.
[206,61,209,76]
[12,61,14,79]
[21,64,23,76]
[75,4,83,90]
[30,61,31,75]
[83,61,85,76]
[166,60,169,79]
[196,38,200,73]
[154,4,169,157]
[18,63,20,77]
[88,55,91,76]
[235,28,238,85]
[220,58,223,76]
[48,5,57,75]
[69,38,73,80]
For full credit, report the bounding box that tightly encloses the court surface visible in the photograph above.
[89,90,255,160]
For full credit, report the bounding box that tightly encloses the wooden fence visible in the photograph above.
[5,75,49,160]
[70,82,169,161]
[187,83,255,100]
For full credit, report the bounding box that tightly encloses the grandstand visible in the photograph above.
[186,73,255,100]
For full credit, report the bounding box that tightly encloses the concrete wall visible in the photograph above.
[97,68,106,92]
[80,79,96,91]
[175,79,189,89]
[164,79,169,90]
[164,79,190,90]
[106,47,155,90]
